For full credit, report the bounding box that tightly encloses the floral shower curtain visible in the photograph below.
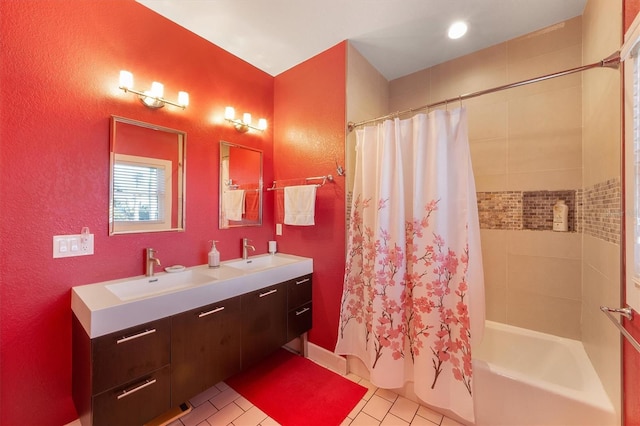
[335,108,485,422]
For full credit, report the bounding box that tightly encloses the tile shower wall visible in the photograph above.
[389,16,585,338]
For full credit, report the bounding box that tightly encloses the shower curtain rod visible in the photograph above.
[347,51,621,132]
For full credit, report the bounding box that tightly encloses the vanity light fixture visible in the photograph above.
[224,106,267,133]
[118,70,189,109]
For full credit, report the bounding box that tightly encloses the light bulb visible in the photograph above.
[224,106,235,120]
[150,82,164,98]
[243,113,252,125]
[258,118,267,130]
[119,70,133,90]
[178,91,189,107]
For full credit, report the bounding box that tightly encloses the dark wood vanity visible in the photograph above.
[72,273,312,426]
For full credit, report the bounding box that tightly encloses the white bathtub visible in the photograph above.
[472,321,616,426]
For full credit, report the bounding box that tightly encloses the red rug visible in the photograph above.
[226,349,367,426]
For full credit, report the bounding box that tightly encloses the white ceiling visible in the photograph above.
[137,0,587,81]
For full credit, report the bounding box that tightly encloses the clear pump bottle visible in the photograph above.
[208,240,220,268]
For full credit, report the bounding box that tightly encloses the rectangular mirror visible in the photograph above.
[219,141,262,228]
[109,116,186,235]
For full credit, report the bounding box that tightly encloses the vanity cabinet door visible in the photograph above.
[287,275,313,341]
[171,296,241,406]
[92,365,171,426]
[241,282,287,368]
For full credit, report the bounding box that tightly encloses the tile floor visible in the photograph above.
[165,371,464,426]
[64,367,465,426]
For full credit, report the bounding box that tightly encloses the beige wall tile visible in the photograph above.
[506,230,581,259]
[469,138,507,177]
[467,100,508,141]
[506,288,582,339]
[474,174,508,193]
[507,254,581,300]
[480,230,507,322]
[429,44,507,104]
[389,68,429,111]
[583,234,621,281]
[507,17,582,65]
[507,168,582,191]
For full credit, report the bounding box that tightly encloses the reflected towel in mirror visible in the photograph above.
[224,189,245,221]
[284,185,316,226]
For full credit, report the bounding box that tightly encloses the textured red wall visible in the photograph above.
[273,43,347,351]
[0,1,274,424]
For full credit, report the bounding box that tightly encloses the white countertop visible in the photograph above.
[71,253,313,338]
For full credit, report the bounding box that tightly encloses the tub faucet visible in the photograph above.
[146,248,161,277]
[242,238,255,260]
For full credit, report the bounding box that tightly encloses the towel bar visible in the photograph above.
[600,306,640,353]
[267,174,333,191]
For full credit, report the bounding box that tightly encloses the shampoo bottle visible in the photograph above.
[208,240,220,268]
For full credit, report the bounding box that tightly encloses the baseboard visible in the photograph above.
[306,342,347,375]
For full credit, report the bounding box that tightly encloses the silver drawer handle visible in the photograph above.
[116,328,156,344]
[296,307,310,316]
[198,306,225,318]
[259,289,278,298]
[116,378,156,400]
[296,278,310,285]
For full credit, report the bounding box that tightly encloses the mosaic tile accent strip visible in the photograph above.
[522,191,577,232]
[582,178,621,244]
[476,192,523,230]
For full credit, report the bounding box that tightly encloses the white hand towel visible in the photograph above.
[284,185,317,226]
[224,189,245,221]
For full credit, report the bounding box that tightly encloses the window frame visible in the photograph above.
[110,153,173,234]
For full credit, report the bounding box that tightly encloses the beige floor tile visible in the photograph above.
[381,412,410,425]
[375,387,399,403]
[190,384,223,407]
[181,401,219,426]
[389,396,419,423]
[207,402,244,426]
[441,416,464,426]
[234,395,254,411]
[259,417,280,426]
[347,398,367,419]
[232,405,268,426]
[351,411,382,426]
[362,395,394,421]
[357,378,378,401]
[210,387,241,410]
[409,414,440,426]
[416,405,443,425]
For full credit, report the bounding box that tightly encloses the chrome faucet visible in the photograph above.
[146,248,161,277]
[242,238,255,260]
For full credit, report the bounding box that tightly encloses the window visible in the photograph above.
[111,154,172,233]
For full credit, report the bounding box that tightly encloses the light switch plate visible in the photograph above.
[276,223,283,235]
[53,234,94,258]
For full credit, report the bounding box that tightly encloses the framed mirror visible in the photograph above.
[109,116,186,235]
[219,141,263,228]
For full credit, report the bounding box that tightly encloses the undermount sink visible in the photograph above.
[106,270,212,301]
[225,254,298,272]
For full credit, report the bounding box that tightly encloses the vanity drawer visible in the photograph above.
[287,274,312,308]
[92,365,171,426]
[287,301,312,341]
[92,317,170,395]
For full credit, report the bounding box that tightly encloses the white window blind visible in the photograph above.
[112,154,172,233]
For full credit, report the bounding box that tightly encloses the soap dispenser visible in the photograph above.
[208,240,220,268]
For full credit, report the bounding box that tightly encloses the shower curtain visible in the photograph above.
[335,108,485,422]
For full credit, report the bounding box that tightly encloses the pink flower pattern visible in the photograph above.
[339,195,474,395]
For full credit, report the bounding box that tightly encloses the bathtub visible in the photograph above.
[472,321,616,426]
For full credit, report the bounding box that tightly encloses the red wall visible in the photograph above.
[274,43,347,351]
[0,1,275,424]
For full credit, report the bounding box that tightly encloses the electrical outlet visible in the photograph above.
[53,234,94,258]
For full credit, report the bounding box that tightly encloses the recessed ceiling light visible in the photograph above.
[448,21,468,39]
